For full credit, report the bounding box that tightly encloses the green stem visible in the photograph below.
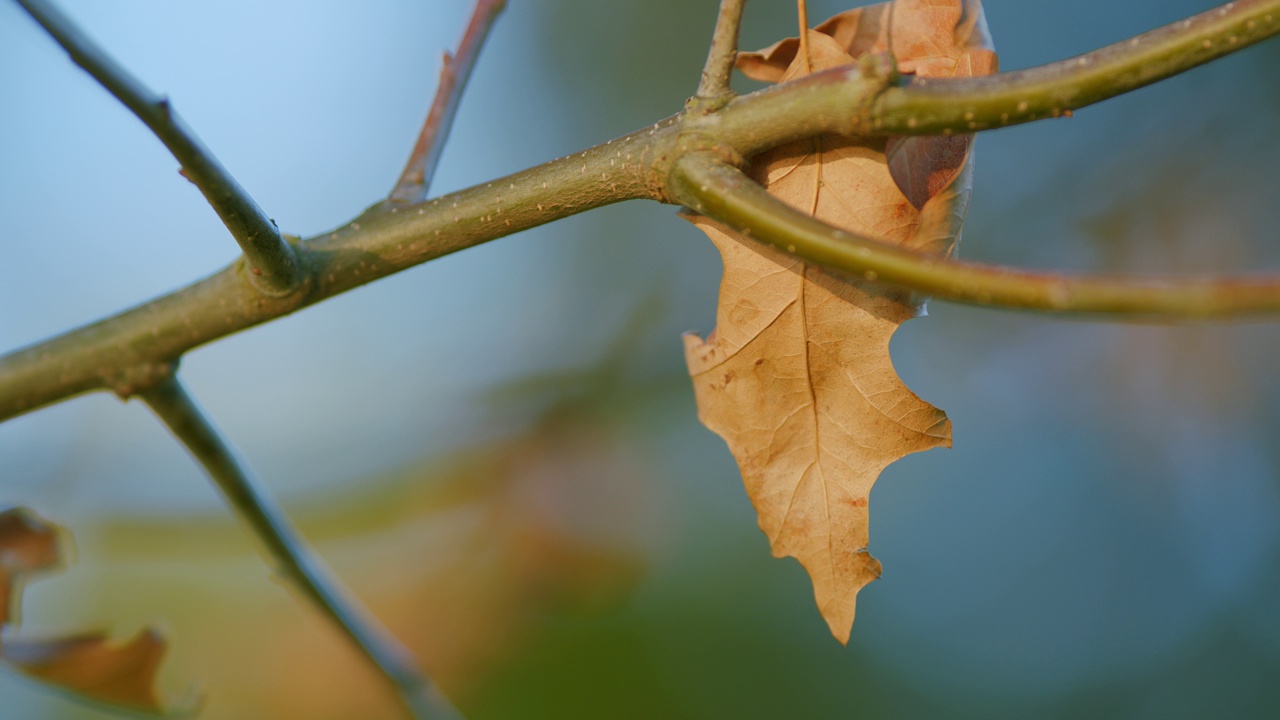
[870,0,1280,135]
[15,0,302,294]
[704,0,1280,153]
[390,0,507,203]
[139,376,462,720]
[675,154,1280,319]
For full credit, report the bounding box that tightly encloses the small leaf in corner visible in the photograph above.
[0,506,181,715]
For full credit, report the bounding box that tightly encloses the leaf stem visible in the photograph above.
[675,154,1280,319]
[390,0,507,203]
[796,0,812,74]
[14,0,303,295]
[139,376,462,720]
[693,0,747,104]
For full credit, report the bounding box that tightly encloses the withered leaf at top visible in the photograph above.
[737,0,997,211]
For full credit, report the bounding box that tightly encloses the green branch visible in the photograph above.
[139,376,461,720]
[0,120,665,423]
[703,0,1280,154]
[15,0,303,294]
[390,0,507,203]
[674,154,1280,319]
[870,0,1280,135]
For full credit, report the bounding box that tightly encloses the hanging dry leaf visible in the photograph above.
[0,507,173,714]
[684,0,996,643]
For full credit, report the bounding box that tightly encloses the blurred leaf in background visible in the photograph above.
[0,507,172,715]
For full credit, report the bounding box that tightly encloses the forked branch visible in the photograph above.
[14,0,303,295]
[139,376,462,720]
[4,3,1280,422]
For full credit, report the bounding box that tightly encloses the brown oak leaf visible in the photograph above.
[683,0,996,643]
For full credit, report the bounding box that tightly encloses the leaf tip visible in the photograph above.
[816,549,882,645]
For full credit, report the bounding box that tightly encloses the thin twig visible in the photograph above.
[676,154,1280,319]
[869,0,1280,135]
[391,0,507,203]
[694,0,747,102]
[139,376,463,720]
[14,0,303,295]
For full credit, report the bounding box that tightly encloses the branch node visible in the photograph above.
[108,361,178,401]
